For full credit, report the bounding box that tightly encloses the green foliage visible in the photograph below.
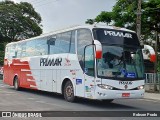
[86,0,160,73]
[85,19,95,25]
[0,43,5,66]
[111,0,137,30]
[95,11,112,25]
[0,0,42,42]
[0,0,43,65]
[86,0,160,39]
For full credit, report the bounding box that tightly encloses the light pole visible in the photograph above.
[136,0,142,44]
[156,23,160,92]
[154,30,158,92]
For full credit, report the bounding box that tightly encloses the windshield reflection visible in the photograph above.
[97,45,144,79]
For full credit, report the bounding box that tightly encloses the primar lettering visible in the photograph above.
[104,30,132,38]
[40,57,62,66]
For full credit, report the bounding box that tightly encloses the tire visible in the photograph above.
[63,81,75,102]
[14,76,20,91]
[102,99,114,103]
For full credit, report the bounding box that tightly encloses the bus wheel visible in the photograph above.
[14,76,20,90]
[102,99,114,103]
[64,81,75,102]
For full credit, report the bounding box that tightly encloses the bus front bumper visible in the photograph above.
[94,88,145,100]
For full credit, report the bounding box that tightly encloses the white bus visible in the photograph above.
[3,25,144,102]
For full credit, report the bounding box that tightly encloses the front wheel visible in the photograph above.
[64,81,75,102]
[14,76,21,91]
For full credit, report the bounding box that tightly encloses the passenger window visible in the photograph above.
[84,45,95,76]
[77,29,93,70]
[70,31,75,53]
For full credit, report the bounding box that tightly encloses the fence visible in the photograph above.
[145,73,160,84]
[145,73,160,92]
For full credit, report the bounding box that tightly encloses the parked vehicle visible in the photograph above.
[0,67,3,75]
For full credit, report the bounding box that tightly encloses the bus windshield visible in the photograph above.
[93,28,144,80]
[97,45,144,79]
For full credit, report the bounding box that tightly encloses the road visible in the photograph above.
[0,80,160,120]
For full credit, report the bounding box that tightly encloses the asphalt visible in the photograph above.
[1,79,160,120]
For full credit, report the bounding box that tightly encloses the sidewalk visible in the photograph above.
[144,92,160,101]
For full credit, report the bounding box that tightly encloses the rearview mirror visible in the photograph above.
[47,37,56,45]
[94,40,102,59]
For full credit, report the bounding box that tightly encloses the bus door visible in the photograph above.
[84,45,95,99]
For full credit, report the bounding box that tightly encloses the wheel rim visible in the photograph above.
[66,85,73,98]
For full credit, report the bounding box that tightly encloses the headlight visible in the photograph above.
[97,84,113,90]
[138,85,144,90]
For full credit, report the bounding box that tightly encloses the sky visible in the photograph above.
[3,0,117,33]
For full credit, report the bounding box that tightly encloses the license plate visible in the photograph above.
[122,93,130,97]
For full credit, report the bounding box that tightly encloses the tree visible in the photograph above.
[86,0,160,72]
[0,0,43,66]
[85,11,112,25]
[95,11,112,25]
[86,0,160,40]
[0,0,42,42]
[85,19,95,25]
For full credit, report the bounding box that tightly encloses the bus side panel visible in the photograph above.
[56,70,61,93]
[3,59,13,86]
[31,69,41,90]
[10,58,38,90]
[75,69,85,97]
[40,69,53,92]
[27,57,43,90]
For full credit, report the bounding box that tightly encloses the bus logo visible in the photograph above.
[64,58,71,66]
[119,81,133,85]
[104,30,132,38]
[40,57,62,66]
[124,85,128,89]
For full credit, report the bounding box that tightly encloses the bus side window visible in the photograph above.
[8,44,17,59]
[77,29,92,70]
[5,46,9,59]
[16,42,26,58]
[50,32,71,54]
[16,43,22,58]
[70,30,75,53]
[84,45,95,76]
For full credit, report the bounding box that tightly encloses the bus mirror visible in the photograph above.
[94,40,102,59]
[47,38,56,45]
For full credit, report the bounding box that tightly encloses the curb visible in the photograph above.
[143,97,160,102]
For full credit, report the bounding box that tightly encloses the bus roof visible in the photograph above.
[6,24,136,46]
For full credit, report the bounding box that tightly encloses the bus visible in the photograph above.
[3,25,144,102]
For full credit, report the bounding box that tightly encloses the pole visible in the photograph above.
[136,0,142,43]
[155,31,158,92]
